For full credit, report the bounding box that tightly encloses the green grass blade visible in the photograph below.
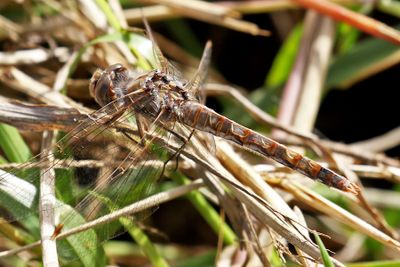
[0,155,7,164]
[264,23,303,89]
[313,232,334,267]
[165,19,203,56]
[327,27,400,89]
[94,0,152,70]
[347,260,400,267]
[377,0,400,18]
[94,0,123,31]
[336,3,372,54]
[172,172,237,245]
[0,169,40,236]
[122,218,170,267]
[175,250,216,267]
[337,22,361,54]
[91,191,169,267]
[0,123,31,163]
[57,204,106,267]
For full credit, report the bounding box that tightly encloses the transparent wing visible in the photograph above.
[184,41,212,103]
[142,17,168,73]
[142,17,187,82]
[0,93,190,265]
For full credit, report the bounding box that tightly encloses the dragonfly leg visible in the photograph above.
[159,129,196,179]
[173,129,196,171]
[135,113,147,146]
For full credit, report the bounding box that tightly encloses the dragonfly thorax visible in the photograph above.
[136,69,190,120]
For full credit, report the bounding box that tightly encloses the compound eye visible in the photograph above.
[89,64,130,107]
[106,63,124,72]
[107,64,129,84]
[89,69,103,98]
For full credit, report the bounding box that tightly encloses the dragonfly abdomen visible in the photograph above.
[179,101,358,194]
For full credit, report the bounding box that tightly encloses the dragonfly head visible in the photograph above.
[89,64,130,107]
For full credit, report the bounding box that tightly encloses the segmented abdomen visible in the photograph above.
[179,101,358,194]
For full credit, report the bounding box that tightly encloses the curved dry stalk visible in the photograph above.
[351,126,400,153]
[0,180,203,258]
[205,83,400,167]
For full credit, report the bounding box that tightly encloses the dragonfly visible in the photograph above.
[0,20,358,266]
[88,25,358,195]
[90,63,359,195]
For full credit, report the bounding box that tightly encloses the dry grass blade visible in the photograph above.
[124,0,359,20]
[350,165,400,182]
[0,48,69,65]
[217,141,319,264]
[292,206,315,267]
[0,14,23,39]
[336,49,400,88]
[362,188,400,209]
[39,131,59,267]
[256,162,400,183]
[0,67,76,109]
[333,155,398,239]
[217,141,301,219]
[293,0,400,45]
[351,126,400,153]
[124,5,177,23]
[142,0,240,18]
[273,11,334,139]
[177,130,343,265]
[218,0,300,13]
[276,179,400,252]
[124,4,270,36]
[291,13,335,132]
[223,180,345,267]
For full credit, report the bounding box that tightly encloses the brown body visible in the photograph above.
[178,101,356,193]
[90,64,358,194]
